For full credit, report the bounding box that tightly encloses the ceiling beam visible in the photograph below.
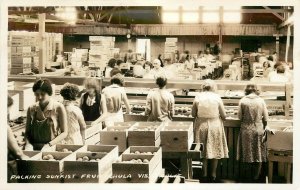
[278,14,294,28]
[98,7,118,22]
[263,6,284,21]
[8,8,293,15]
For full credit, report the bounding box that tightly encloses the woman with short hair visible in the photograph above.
[237,83,269,182]
[192,79,228,183]
[145,76,175,122]
[24,79,68,150]
[92,73,131,127]
[60,83,86,145]
[80,78,107,123]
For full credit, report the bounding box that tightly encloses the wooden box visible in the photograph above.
[267,122,293,151]
[85,122,102,139]
[44,144,85,153]
[160,122,194,152]
[17,151,75,183]
[85,133,101,145]
[64,145,118,183]
[122,146,162,163]
[112,153,162,183]
[128,122,164,147]
[100,122,136,152]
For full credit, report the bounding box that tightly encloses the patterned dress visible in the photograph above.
[237,94,268,163]
[192,92,229,159]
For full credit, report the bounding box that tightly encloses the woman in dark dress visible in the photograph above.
[80,78,107,123]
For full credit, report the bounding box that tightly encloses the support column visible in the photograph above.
[285,25,291,62]
[38,13,46,74]
[273,34,282,60]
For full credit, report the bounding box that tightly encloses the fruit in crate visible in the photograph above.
[42,154,55,160]
[82,156,90,161]
[77,158,83,161]
[135,151,141,154]
[62,148,72,153]
[143,159,149,163]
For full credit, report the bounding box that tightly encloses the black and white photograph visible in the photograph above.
[0,0,299,189]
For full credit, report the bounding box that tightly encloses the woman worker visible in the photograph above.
[237,83,270,182]
[24,79,68,151]
[192,79,229,183]
[7,95,29,182]
[145,76,175,122]
[92,73,131,127]
[80,78,107,123]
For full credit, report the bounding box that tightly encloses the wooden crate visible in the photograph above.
[64,145,118,183]
[267,123,293,151]
[160,122,194,152]
[112,153,162,183]
[122,146,162,164]
[17,151,75,183]
[85,133,100,145]
[44,144,86,153]
[100,122,136,152]
[85,122,102,139]
[128,122,164,147]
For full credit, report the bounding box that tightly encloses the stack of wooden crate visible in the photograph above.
[8,31,63,74]
[164,38,178,62]
[9,31,37,74]
[112,146,162,183]
[88,36,119,70]
[16,144,118,183]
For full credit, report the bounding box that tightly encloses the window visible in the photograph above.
[223,12,241,23]
[182,12,199,23]
[162,12,180,23]
[203,12,220,23]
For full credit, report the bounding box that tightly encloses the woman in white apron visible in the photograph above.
[92,74,131,127]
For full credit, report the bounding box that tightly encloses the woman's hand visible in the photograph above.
[24,143,34,151]
[265,126,276,135]
[20,154,30,160]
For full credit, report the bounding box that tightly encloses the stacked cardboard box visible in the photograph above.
[70,49,89,68]
[88,36,119,70]
[8,31,63,74]
[164,38,178,62]
[9,31,38,74]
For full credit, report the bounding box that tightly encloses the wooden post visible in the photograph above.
[285,25,291,62]
[273,34,283,60]
[38,13,46,74]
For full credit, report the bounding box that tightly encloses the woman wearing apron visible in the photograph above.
[92,73,131,127]
[24,79,68,151]
[60,83,86,145]
[192,79,228,183]
[145,76,175,122]
[80,78,107,123]
[7,95,29,182]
